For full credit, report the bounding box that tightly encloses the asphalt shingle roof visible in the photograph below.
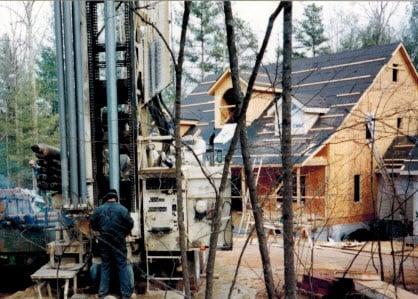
[383,135,418,174]
[181,43,401,166]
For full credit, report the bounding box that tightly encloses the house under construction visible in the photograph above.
[181,42,418,241]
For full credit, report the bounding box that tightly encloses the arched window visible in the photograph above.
[220,88,239,124]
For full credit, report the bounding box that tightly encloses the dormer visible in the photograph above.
[266,96,329,136]
[208,70,279,128]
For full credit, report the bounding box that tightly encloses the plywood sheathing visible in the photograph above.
[323,44,418,225]
[181,43,418,225]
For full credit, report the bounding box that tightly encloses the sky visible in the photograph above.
[233,1,410,61]
[0,1,412,63]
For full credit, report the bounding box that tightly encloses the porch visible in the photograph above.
[231,164,328,230]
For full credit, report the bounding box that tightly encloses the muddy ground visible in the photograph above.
[3,236,418,298]
[205,236,418,298]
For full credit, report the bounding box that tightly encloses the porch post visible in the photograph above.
[241,167,246,211]
[296,167,301,205]
[414,179,418,238]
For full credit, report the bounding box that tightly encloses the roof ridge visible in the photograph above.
[264,42,401,69]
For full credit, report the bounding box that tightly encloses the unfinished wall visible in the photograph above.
[325,46,418,225]
[302,166,326,218]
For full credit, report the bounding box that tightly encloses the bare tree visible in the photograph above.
[205,2,283,298]
[205,2,285,298]
[23,1,38,143]
[282,2,297,298]
[174,2,192,297]
[223,1,278,296]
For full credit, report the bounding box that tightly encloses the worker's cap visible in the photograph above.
[103,189,118,201]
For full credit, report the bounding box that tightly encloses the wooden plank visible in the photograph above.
[292,57,386,75]
[354,280,418,299]
[188,91,208,96]
[330,103,356,108]
[334,271,380,281]
[31,264,83,280]
[257,131,275,135]
[181,101,214,108]
[293,75,371,88]
[309,127,335,131]
[336,92,361,97]
[139,167,176,178]
[200,80,216,85]
[320,114,345,119]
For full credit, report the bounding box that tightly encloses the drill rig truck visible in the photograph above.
[30,0,232,294]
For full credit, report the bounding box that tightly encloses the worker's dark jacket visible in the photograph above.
[90,202,133,253]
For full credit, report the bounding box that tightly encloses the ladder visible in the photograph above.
[238,158,263,235]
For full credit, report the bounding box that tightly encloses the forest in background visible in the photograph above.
[0,1,417,189]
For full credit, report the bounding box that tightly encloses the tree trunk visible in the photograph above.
[24,1,38,143]
[240,126,277,297]
[200,4,205,82]
[175,2,191,298]
[282,3,297,298]
[205,2,284,298]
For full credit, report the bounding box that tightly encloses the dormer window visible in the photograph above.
[211,71,273,128]
[220,88,238,125]
[272,96,328,136]
[392,64,399,82]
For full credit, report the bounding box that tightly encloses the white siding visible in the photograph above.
[377,175,417,235]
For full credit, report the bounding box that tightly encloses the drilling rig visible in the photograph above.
[30,1,232,295]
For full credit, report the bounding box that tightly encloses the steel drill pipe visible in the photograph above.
[54,0,69,202]
[63,0,80,205]
[104,0,120,194]
[73,0,87,204]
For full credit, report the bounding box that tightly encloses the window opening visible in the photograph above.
[354,175,360,202]
[220,88,238,124]
[365,123,372,140]
[392,64,398,82]
[397,117,402,130]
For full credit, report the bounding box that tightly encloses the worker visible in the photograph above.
[90,189,134,299]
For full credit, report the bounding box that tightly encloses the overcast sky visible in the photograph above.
[233,1,410,61]
[0,1,411,63]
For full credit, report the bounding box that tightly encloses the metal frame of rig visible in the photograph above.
[28,1,232,296]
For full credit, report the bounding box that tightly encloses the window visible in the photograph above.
[291,175,306,198]
[148,42,155,96]
[354,175,360,202]
[365,123,372,140]
[392,64,398,82]
[215,149,223,163]
[231,170,243,211]
[154,40,162,91]
[148,40,163,96]
[300,176,306,202]
[220,89,238,125]
[397,117,402,130]
[205,148,223,164]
